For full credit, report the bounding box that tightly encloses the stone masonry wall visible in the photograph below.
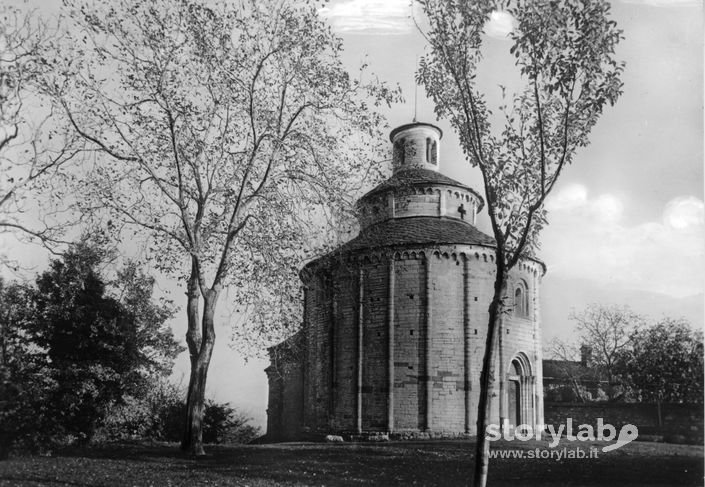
[331,266,357,431]
[544,402,704,443]
[428,252,465,432]
[393,256,425,430]
[303,272,331,431]
[293,245,543,438]
[362,261,390,430]
[280,361,304,440]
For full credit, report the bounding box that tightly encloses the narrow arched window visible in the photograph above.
[394,139,406,165]
[425,137,431,162]
[514,282,529,318]
[430,140,438,164]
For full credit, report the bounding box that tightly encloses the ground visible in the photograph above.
[0,439,701,486]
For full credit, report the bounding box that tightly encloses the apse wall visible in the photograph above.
[297,246,543,436]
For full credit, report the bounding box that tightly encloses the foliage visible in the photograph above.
[415,1,624,484]
[99,379,182,442]
[569,303,643,398]
[202,400,260,445]
[554,307,702,405]
[0,6,79,264]
[47,0,396,348]
[0,239,181,453]
[615,319,703,404]
[44,0,397,454]
[28,241,180,442]
[0,279,59,457]
[417,0,623,266]
[100,380,260,445]
[112,262,184,381]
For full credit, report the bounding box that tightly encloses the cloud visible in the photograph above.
[663,196,704,229]
[483,11,516,39]
[621,0,701,7]
[320,3,518,39]
[542,184,704,298]
[319,0,417,35]
[546,183,623,223]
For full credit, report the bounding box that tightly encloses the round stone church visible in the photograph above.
[266,122,545,440]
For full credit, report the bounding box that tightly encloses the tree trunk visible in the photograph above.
[572,378,585,403]
[181,261,219,456]
[182,346,213,456]
[472,265,506,487]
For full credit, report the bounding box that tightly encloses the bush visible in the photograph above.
[97,381,260,445]
[97,379,183,442]
[203,401,260,444]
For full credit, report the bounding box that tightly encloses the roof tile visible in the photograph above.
[361,168,484,210]
[336,216,495,252]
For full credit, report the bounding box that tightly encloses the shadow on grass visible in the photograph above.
[1,439,702,486]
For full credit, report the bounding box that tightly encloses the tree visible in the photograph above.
[615,319,703,424]
[0,6,79,265]
[0,278,42,458]
[113,261,184,385]
[0,240,181,451]
[29,241,181,443]
[416,1,624,484]
[47,0,395,455]
[570,303,643,399]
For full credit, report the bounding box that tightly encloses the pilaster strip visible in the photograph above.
[329,274,337,427]
[463,256,471,433]
[301,287,308,429]
[356,267,364,434]
[424,255,432,431]
[387,258,395,432]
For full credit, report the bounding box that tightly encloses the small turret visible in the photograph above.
[389,122,442,173]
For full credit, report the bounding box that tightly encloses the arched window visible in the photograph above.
[514,282,529,318]
[393,139,404,165]
[425,137,431,162]
[395,138,407,165]
[430,140,438,164]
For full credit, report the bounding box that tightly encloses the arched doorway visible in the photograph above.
[506,353,533,428]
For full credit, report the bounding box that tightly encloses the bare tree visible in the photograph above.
[416,1,624,484]
[47,0,396,455]
[570,303,644,399]
[0,6,79,265]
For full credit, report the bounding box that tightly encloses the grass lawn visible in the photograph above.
[0,438,701,486]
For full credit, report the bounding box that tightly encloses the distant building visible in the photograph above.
[543,346,610,402]
[266,122,546,440]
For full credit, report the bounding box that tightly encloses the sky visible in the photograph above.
[321,0,703,300]
[210,0,705,428]
[4,0,703,430]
